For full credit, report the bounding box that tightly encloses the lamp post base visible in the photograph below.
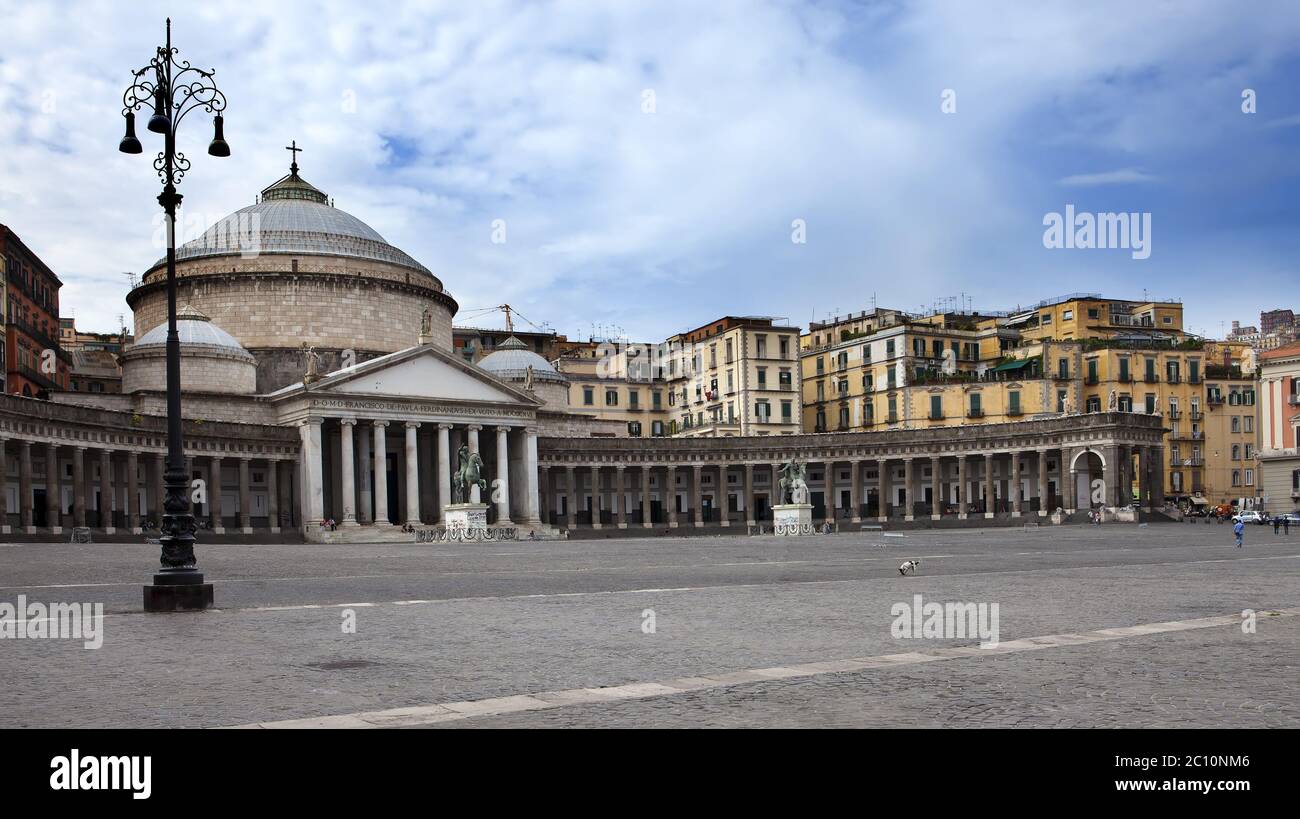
[144,570,214,612]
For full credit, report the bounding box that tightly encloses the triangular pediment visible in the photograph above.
[269,344,539,406]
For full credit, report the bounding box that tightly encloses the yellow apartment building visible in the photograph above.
[800,294,1257,507]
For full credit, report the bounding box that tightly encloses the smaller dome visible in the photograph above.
[133,305,252,358]
[477,336,566,382]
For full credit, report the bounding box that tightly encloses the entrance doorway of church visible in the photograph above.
[33,490,47,527]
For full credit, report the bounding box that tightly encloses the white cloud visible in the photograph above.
[0,0,1297,342]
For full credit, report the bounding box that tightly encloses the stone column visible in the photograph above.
[493,425,510,524]
[357,422,372,524]
[126,451,140,533]
[718,465,730,527]
[406,422,423,525]
[958,455,969,518]
[466,425,482,504]
[878,459,890,522]
[824,460,836,525]
[903,458,914,521]
[744,463,755,527]
[692,464,703,527]
[0,440,7,535]
[565,466,578,529]
[45,444,61,533]
[372,421,390,525]
[436,424,452,521]
[300,419,325,528]
[19,442,33,533]
[210,456,225,533]
[1102,445,1120,508]
[538,465,550,525]
[151,453,165,529]
[98,449,114,532]
[339,418,358,526]
[1010,452,1022,517]
[641,465,653,527]
[587,464,600,528]
[666,466,678,527]
[1038,449,1050,516]
[524,428,541,525]
[849,460,861,523]
[930,456,941,520]
[267,458,281,533]
[68,447,85,529]
[615,465,627,528]
[984,454,995,518]
[239,458,253,533]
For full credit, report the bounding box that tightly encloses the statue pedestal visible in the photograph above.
[443,503,489,534]
[772,503,815,536]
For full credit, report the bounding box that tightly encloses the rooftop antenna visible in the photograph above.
[122,271,139,289]
[499,303,514,332]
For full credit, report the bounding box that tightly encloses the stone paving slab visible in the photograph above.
[0,526,1296,728]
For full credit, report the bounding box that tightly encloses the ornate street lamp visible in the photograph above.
[119,18,229,611]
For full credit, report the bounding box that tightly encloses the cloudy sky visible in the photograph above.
[1,0,1298,341]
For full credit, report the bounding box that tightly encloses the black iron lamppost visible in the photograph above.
[119,18,229,611]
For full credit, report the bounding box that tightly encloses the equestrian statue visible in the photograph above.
[453,444,488,504]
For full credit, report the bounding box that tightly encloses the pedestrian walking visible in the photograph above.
[1233,519,1244,548]
[1285,518,1291,536]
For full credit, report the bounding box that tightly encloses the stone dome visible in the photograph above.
[154,170,434,279]
[133,304,252,356]
[478,336,566,382]
[122,305,257,395]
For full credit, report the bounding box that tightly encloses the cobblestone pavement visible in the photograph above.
[1,524,1296,728]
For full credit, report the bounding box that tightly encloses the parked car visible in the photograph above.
[1209,504,1234,519]
[1232,511,1267,525]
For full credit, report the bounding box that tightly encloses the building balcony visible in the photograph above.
[1117,374,1134,383]
[1189,410,1203,420]
[929,411,945,420]
[1007,406,1024,416]
[1166,375,1181,384]
[1052,372,1071,381]
[1143,374,1159,383]
[1085,376,1099,385]
[1188,376,1202,384]
[1167,409,1182,420]
[966,408,984,418]
[1288,394,1300,406]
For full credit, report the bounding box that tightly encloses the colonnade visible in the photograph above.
[538,444,1165,529]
